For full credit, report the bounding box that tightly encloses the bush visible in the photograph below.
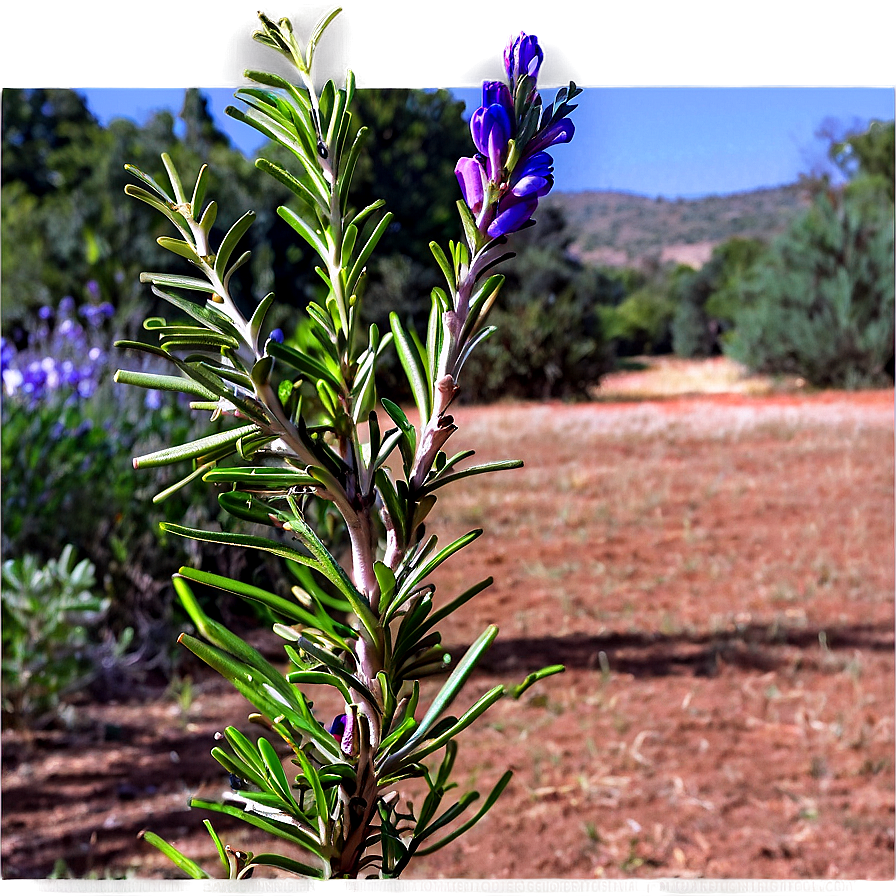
[1,545,133,727]
[726,188,895,388]
[600,285,675,356]
[0,299,266,667]
[671,238,765,358]
[460,208,619,401]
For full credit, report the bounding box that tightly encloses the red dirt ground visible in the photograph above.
[2,386,893,881]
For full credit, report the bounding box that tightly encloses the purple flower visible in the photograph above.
[455,156,488,214]
[504,33,543,85]
[524,117,575,158]
[484,153,555,239]
[455,31,574,242]
[471,103,512,180]
[487,195,539,239]
[509,151,554,200]
[328,714,346,737]
[61,360,80,386]
[38,305,53,320]
[482,80,514,121]
[268,328,284,344]
[77,379,96,399]
[0,337,13,372]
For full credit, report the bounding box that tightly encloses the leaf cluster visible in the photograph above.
[1,546,133,727]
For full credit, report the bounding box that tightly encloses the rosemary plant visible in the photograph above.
[119,9,579,879]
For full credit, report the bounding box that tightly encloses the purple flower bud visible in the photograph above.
[482,80,514,121]
[269,328,284,344]
[486,195,539,239]
[99,302,115,319]
[509,151,554,200]
[61,360,80,386]
[504,33,543,85]
[328,712,356,755]
[59,296,76,315]
[455,156,488,214]
[483,152,555,239]
[86,279,100,298]
[38,305,53,320]
[524,117,575,157]
[340,712,355,756]
[471,103,512,181]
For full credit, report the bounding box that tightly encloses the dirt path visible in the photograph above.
[2,388,893,880]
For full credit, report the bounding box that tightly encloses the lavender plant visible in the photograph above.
[120,10,578,879]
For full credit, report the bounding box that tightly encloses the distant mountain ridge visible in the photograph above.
[545,183,811,270]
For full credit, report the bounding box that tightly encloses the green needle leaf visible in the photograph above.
[423,459,524,493]
[415,771,513,856]
[389,624,498,763]
[113,369,217,399]
[258,736,301,812]
[139,831,209,879]
[176,566,336,631]
[124,164,174,202]
[188,797,325,855]
[132,423,260,469]
[512,664,566,698]
[214,211,257,278]
[389,313,431,424]
[201,819,229,876]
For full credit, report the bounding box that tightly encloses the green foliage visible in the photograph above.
[602,288,674,353]
[1,87,291,332]
[348,89,472,269]
[829,119,894,202]
[462,208,619,399]
[0,373,257,658]
[2,83,609,402]
[726,187,895,387]
[121,10,569,879]
[1,546,132,727]
[671,238,766,358]
[599,271,677,357]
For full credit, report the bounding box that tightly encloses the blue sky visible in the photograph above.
[7,1,896,202]
[79,86,894,199]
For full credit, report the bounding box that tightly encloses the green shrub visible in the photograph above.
[460,209,619,401]
[671,238,765,358]
[726,188,894,387]
[1,545,133,727]
[599,286,675,355]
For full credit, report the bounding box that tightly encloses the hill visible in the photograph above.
[546,183,811,270]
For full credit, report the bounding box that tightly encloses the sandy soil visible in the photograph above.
[2,383,893,881]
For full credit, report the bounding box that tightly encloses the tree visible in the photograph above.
[725,119,895,387]
[726,188,894,387]
[671,237,766,358]
[1,89,290,332]
[830,119,894,202]
[348,88,472,266]
[461,205,619,400]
